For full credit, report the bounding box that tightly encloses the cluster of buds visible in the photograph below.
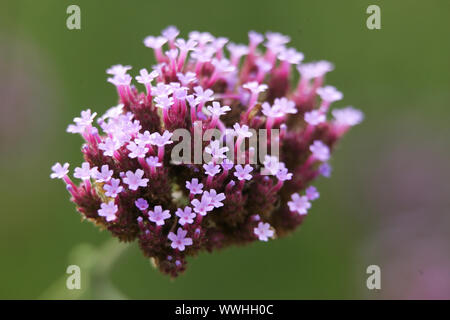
[51,26,363,277]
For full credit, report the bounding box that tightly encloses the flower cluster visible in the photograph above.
[51,26,363,277]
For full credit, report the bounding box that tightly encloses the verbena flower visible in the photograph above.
[51,27,363,277]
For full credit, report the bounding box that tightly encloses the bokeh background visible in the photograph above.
[1,0,449,299]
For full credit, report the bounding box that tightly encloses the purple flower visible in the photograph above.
[332,106,364,127]
[297,61,334,80]
[254,222,275,241]
[318,163,332,178]
[273,97,297,114]
[148,205,171,226]
[309,140,330,162]
[123,169,149,191]
[203,189,226,208]
[305,186,320,201]
[146,156,162,168]
[207,101,231,117]
[278,47,304,65]
[93,165,113,182]
[103,178,123,198]
[74,162,96,181]
[276,166,292,181]
[154,95,174,109]
[136,68,158,85]
[194,86,214,103]
[52,26,362,278]
[234,164,253,181]
[168,228,193,251]
[126,141,149,159]
[203,162,221,177]
[135,198,149,211]
[50,162,69,179]
[191,194,214,216]
[262,102,284,118]
[263,155,280,175]
[162,25,179,41]
[317,85,343,103]
[143,35,167,49]
[177,72,197,86]
[98,201,118,222]
[176,207,196,225]
[150,131,173,147]
[205,140,229,161]
[288,193,311,215]
[135,131,153,146]
[233,123,253,138]
[242,81,268,94]
[221,158,234,171]
[186,178,203,195]
[99,138,120,157]
[106,64,132,76]
[304,110,326,126]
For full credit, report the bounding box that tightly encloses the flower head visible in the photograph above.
[52,26,362,278]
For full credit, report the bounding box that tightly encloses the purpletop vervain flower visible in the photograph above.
[51,26,363,277]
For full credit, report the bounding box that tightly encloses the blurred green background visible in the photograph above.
[1,0,449,299]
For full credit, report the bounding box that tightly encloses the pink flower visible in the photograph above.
[176,207,196,225]
[93,165,113,182]
[50,162,69,179]
[306,186,320,201]
[203,189,226,208]
[98,201,118,222]
[148,205,171,226]
[186,178,204,195]
[288,193,311,215]
[74,162,96,181]
[309,140,330,162]
[191,194,214,216]
[317,85,343,103]
[135,198,149,211]
[203,162,221,177]
[103,178,123,198]
[122,169,149,191]
[234,164,253,181]
[254,222,275,241]
[168,228,193,251]
[304,110,326,126]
